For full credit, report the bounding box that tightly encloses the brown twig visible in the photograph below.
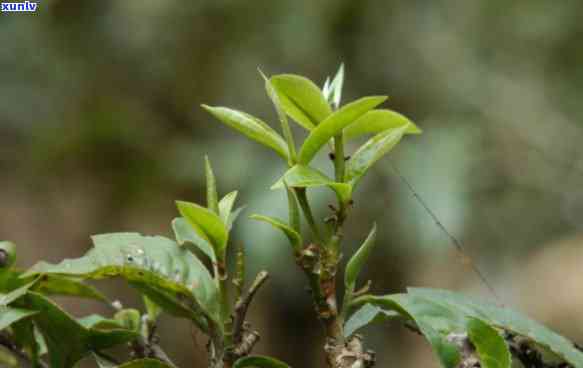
[232,271,269,346]
[129,316,177,368]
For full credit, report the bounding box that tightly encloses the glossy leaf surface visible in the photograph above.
[298,96,387,164]
[343,109,421,140]
[202,105,289,159]
[270,74,332,130]
[24,233,220,328]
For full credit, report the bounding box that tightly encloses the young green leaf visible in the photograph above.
[205,156,219,214]
[249,215,302,253]
[298,96,387,165]
[218,190,238,228]
[227,206,246,230]
[201,105,289,160]
[344,224,377,293]
[343,109,421,140]
[172,217,216,262]
[270,74,332,130]
[176,201,229,260]
[330,63,345,109]
[467,317,511,368]
[23,233,220,330]
[322,77,332,102]
[233,355,291,368]
[271,165,352,205]
[263,72,297,165]
[346,126,407,185]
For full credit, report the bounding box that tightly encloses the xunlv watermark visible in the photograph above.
[1,1,37,12]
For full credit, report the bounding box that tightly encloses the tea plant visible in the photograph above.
[0,66,581,368]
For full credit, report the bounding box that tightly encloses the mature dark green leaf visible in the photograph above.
[202,105,289,160]
[271,165,352,205]
[0,269,108,302]
[21,292,137,368]
[346,126,407,185]
[408,288,583,367]
[298,96,387,165]
[33,275,109,302]
[343,303,399,338]
[172,217,216,262]
[467,317,511,368]
[270,74,332,130]
[205,156,219,214]
[343,109,421,140]
[368,293,462,367]
[0,280,37,306]
[176,201,229,260]
[364,289,583,367]
[344,224,377,293]
[23,233,220,329]
[0,306,37,330]
[233,355,291,368]
[218,191,238,229]
[249,215,302,253]
[11,318,45,364]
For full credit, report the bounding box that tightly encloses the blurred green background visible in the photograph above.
[2,1,583,367]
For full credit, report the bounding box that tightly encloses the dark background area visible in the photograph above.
[2,1,583,367]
